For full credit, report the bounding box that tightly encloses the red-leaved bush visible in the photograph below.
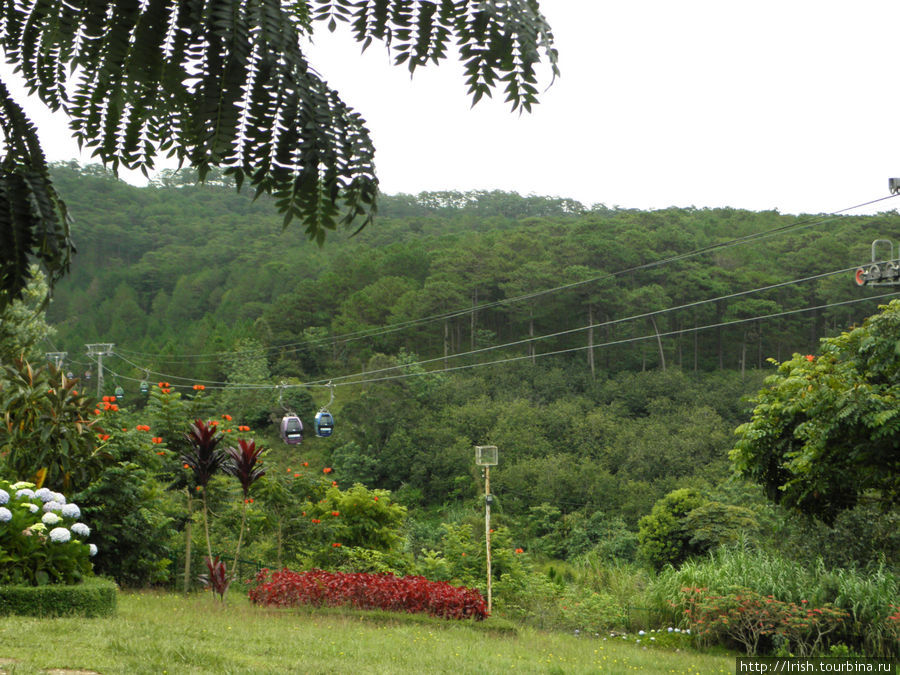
[248,569,487,620]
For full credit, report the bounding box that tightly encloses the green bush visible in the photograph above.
[0,576,117,617]
[649,547,899,657]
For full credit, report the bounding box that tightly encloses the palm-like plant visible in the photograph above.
[222,438,266,576]
[0,0,557,310]
[181,419,226,558]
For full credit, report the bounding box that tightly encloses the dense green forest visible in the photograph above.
[39,162,898,566]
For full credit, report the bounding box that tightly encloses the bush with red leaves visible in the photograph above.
[248,568,487,620]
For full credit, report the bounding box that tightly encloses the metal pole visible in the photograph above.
[485,465,492,614]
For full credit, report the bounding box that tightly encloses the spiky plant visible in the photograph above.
[223,439,266,582]
[181,419,226,558]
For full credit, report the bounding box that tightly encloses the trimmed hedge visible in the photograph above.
[0,576,117,617]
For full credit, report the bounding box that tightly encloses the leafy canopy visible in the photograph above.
[732,299,900,523]
[0,0,557,308]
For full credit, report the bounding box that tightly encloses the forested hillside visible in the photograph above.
[42,163,899,571]
[47,162,895,381]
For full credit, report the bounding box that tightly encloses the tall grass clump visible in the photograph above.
[648,547,898,656]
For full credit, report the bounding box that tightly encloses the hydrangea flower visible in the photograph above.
[10,481,33,490]
[15,488,35,499]
[43,501,63,512]
[52,492,67,505]
[61,503,81,519]
[49,527,71,543]
[89,543,98,556]
[42,512,61,525]
[71,522,90,538]
[0,489,8,505]
[34,488,54,502]
[25,503,39,513]
[0,506,11,522]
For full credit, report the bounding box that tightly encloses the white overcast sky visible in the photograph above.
[8,0,900,215]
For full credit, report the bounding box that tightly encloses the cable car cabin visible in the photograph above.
[280,414,303,445]
[115,386,125,401]
[314,411,334,438]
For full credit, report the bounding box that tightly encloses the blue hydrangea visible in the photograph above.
[34,488,54,502]
[0,489,8,505]
[15,488,35,499]
[0,507,11,522]
[89,543,98,556]
[25,503,39,514]
[43,501,63,512]
[52,492,67,505]
[61,503,81,519]
[42,511,61,525]
[71,522,90,538]
[49,527,71,543]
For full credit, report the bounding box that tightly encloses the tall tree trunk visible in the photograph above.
[740,330,747,379]
[183,490,193,593]
[443,319,449,369]
[650,315,666,371]
[528,312,535,364]
[587,305,595,380]
[470,289,477,351]
[693,323,699,372]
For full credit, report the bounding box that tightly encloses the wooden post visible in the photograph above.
[484,465,492,615]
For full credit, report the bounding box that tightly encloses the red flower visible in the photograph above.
[193,384,205,391]
[93,409,101,415]
[183,463,190,469]
[805,354,815,362]
[323,467,332,474]
[515,548,524,554]
[222,414,232,421]
[331,481,338,487]
[332,542,342,548]
[331,511,340,517]
[302,462,309,467]
[156,451,165,456]
[294,473,300,478]
[373,496,379,501]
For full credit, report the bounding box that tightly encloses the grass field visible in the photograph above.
[0,590,734,674]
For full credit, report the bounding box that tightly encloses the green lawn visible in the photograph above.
[0,590,733,674]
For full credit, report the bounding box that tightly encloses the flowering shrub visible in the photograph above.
[679,587,849,656]
[248,568,487,620]
[0,479,96,586]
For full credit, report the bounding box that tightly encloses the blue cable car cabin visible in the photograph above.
[314,411,334,437]
[280,414,303,444]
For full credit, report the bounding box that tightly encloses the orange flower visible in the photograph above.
[323,467,332,474]
[302,462,309,467]
[373,496,379,501]
[515,548,524,554]
[332,542,341,548]
[287,468,292,473]
[110,404,119,412]
[72,390,78,396]
[331,511,340,517]
[193,384,206,391]
[156,451,165,456]
[805,354,815,362]
[294,473,300,478]
[93,409,101,415]
[331,481,338,487]
[222,414,232,421]
[183,463,190,469]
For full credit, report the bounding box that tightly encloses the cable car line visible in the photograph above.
[334,290,900,388]
[111,192,900,365]
[98,269,897,392]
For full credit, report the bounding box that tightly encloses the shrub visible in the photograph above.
[651,548,899,657]
[248,568,487,620]
[0,479,96,585]
[0,576,117,617]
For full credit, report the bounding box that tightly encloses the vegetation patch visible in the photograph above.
[0,576,117,617]
[249,568,487,620]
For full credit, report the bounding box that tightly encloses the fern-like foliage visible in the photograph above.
[0,0,556,307]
